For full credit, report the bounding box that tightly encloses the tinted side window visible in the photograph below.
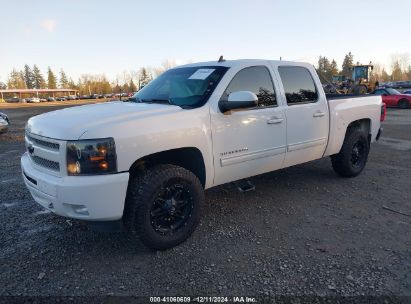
[278,66,318,104]
[221,66,276,108]
[374,89,386,95]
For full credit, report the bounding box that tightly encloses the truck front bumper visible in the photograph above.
[21,153,129,221]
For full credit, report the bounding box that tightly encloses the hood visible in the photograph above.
[27,101,182,140]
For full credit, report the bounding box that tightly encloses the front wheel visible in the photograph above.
[331,129,370,177]
[124,164,204,250]
[398,99,409,109]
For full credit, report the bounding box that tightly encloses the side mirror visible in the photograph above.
[382,93,388,96]
[219,91,258,113]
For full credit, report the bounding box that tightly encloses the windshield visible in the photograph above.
[386,88,401,95]
[130,66,229,109]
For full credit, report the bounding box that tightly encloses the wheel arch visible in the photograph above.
[128,147,206,187]
[325,118,372,156]
[346,118,371,143]
[398,98,410,108]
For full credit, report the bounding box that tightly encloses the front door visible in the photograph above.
[210,66,286,186]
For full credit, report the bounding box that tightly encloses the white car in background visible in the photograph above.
[0,112,10,133]
[27,97,41,103]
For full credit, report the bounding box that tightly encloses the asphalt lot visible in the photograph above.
[0,102,410,300]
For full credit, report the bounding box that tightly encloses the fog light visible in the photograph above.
[72,205,89,216]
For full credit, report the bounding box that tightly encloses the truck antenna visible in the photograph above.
[218,55,225,63]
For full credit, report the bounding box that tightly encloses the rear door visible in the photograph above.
[276,65,329,167]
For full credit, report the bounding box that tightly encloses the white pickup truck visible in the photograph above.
[21,59,385,249]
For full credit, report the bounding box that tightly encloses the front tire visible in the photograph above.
[331,128,370,177]
[124,164,204,250]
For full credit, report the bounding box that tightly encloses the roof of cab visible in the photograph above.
[178,59,313,69]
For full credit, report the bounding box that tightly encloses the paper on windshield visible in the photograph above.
[188,69,215,80]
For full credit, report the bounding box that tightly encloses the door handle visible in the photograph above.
[267,117,284,124]
[313,111,326,118]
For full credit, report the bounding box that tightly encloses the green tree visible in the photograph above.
[23,64,35,89]
[123,82,130,93]
[68,78,77,90]
[391,61,403,81]
[139,67,151,89]
[129,79,137,92]
[0,82,6,89]
[78,74,112,95]
[316,56,329,80]
[316,56,339,83]
[47,67,57,89]
[330,59,339,76]
[407,65,411,80]
[381,69,390,82]
[32,65,46,89]
[59,69,69,89]
[341,52,354,78]
[7,69,26,89]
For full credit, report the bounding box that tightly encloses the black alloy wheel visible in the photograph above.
[150,182,194,236]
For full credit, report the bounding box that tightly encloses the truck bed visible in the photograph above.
[323,94,382,157]
[326,93,375,100]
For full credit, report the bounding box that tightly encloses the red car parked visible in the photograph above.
[374,88,411,109]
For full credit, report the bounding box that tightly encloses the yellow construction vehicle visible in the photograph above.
[329,63,375,95]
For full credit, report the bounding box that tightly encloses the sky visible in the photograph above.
[1,0,410,83]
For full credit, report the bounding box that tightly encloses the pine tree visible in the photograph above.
[391,61,403,81]
[341,52,354,78]
[129,79,137,92]
[123,83,130,93]
[330,59,339,76]
[381,69,390,82]
[316,56,339,83]
[19,71,26,87]
[32,65,46,89]
[47,67,57,89]
[139,68,151,89]
[68,78,77,89]
[59,69,69,89]
[7,69,27,89]
[23,64,35,89]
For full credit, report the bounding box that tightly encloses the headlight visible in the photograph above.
[66,138,117,175]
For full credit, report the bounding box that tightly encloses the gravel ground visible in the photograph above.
[0,103,410,301]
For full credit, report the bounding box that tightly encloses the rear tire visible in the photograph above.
[331,128,370,177]
[124,164,204,250]
[398,99,409,109]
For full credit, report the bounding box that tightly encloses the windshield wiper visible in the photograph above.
[131,97,190,109]
[140,98,178,106]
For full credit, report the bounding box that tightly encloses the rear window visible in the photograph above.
[278,66,318,104]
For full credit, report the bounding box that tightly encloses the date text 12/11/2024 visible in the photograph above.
[149,296,257,303]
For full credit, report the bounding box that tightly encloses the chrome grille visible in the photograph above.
[26,133,59,150]
[25,132,63,175]
[30,155,60,171]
